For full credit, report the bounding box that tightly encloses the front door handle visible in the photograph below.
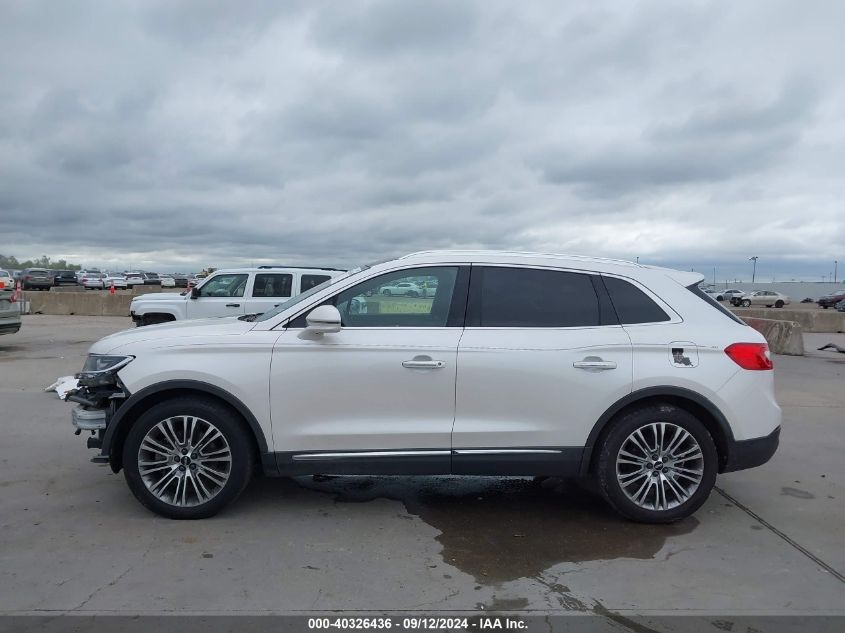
[402,356,446,369]
[573,359,617,370]
[226,303,241,308]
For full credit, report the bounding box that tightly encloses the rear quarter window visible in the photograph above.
[602,276,671,324]
[686,283,745,325]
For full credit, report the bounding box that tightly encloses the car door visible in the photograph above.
[186,272,248,319]
[269,265,469,474]
[452,265,632,475]
[244,273,293,315]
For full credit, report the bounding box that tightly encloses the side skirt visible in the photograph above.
[268,448,584,477]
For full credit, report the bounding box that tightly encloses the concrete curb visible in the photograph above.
[741,317,805,356]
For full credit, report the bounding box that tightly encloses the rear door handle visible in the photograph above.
[402,357,446,369]
[226,303,241,308]
[573,360,617,370]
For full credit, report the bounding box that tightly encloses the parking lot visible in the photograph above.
[1,315,844,617]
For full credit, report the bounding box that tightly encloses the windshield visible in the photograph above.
[254,265,369,322]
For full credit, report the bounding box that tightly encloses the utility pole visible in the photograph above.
[836,260,839,283]
[749,256,758,283]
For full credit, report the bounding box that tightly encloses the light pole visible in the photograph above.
[749,256,758,283]
[836,260,839,283]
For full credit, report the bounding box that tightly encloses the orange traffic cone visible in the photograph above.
[109,280,116,295]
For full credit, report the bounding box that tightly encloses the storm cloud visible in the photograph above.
[1,0,843,281]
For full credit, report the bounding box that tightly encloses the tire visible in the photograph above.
[596,403,718,523]
[716,295,724,302]
[823,305,829,309]
[382,289,392,296]
[775,300,784,308]
[407,291,419,297]
[741,299,751,307]
[123,396,254,519]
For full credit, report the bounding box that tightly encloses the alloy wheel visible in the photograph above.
[615,422,704,511]
[137,416,232,507]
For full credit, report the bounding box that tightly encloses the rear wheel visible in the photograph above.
[775,300,784,308]
[382,289,392,296]
[596,404,717,523]
[123,397,254,519]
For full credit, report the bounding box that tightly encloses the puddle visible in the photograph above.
[293,475,698,584]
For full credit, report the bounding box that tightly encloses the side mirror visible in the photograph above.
[190,286,200,299]
[305,304,342,334]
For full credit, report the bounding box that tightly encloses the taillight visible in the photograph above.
[725,342,773,370]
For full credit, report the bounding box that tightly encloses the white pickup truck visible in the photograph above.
[129,266,344,326]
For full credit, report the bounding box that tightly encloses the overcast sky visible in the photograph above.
[1,1,843,282]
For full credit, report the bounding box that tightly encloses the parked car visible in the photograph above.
[379,281,424,297]
[721,289,745,302]
[51,270,79,286]
[703,289,725,301]
[68,251,780,522]
[732,290,790,308]
[142,272,161,285]
[836,299,845,312]
[103,274,128,289]
[170,273,190,288]
[817,289,845,309]
[125,272,145,288]
[0,269,12,291]
[0,290,21,336]
[159,275,176,288]
[76,269,102,282]
[80,273,107,289]
[21,268,52,290]
[129,266,343,326]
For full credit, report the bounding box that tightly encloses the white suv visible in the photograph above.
[129,266,344,325]
[67,251,781,522]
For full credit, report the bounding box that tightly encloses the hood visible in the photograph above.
[131,292,188,302]
[89,317,255,354]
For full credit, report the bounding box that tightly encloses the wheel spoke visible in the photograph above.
[140,439,171,457]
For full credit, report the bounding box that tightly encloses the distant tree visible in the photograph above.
[0,253,81,271]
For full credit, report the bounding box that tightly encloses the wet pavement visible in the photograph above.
[0,316,843,616]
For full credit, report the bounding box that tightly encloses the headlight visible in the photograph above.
[81,354,134,375]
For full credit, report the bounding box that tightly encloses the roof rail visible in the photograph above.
[256,265,347,271]
[399,250,640,267]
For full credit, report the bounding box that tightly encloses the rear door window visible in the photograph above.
[252,274,293,298]
[468,267,607,327]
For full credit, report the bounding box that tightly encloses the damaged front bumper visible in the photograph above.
[66,355,133,463]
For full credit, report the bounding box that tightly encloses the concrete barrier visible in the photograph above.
[25,291,132,317]
[731,308,845,333]
[741,317,804,356]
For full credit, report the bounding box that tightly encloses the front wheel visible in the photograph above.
[596,404,717,523]
[775,300,784,308]
[741,299,751,307]
[382,289,392,296]
[123,397,254,519]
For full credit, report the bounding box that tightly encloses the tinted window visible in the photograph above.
[302,267,460,328]
[198,273,248,298]
[472,267,601,327]
[253,273,292,298]
[301,274,331,291]
[603,276,670,324]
